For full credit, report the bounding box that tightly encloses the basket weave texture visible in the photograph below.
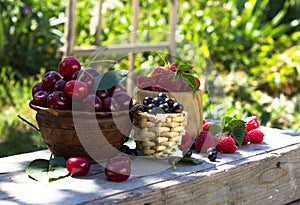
[131,110,188,159]
[29,101,130,162]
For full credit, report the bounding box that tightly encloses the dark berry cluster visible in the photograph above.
[138,92,184,114]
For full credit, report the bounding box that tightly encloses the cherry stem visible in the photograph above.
[17,115,40,132]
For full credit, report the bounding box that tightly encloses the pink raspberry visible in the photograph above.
[242,132,250,146]
[245,116,260,131]
[216,137,237,153]
[195,77,201,90]
[203,122,214,131]
[194,131,219,153]
[136,75,154,89]
[248,129,264,143]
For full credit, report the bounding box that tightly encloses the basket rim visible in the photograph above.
[29,101,132,117]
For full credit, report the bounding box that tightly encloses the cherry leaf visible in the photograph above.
[26,157,69,182]
[94,70,128,90]
[182,73,197,93]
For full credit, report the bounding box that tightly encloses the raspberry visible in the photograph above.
[216,137,237,153]
[195,77,201,90]
[203,122,214,131]
[151,67,173,83]
[245,116,260,131]
[242,132,250,146]
[248,129,264,143]
[194,131,219,153]
[136,75,154,89]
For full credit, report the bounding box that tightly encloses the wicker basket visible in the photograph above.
[131,109,188,159]
[29,101,131,163]
[134,89,203,139]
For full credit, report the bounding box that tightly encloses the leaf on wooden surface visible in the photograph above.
[26,157,69,182]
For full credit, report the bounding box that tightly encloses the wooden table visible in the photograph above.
[1,126,300,205]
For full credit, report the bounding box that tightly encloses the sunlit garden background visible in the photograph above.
[0,0,299,157]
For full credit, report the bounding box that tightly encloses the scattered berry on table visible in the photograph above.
[245,116,260,132]
[208,151,217,162]
[216,137,237,153]
[248,129,264,143]
[195,131,219,153]
[242,132,250,146]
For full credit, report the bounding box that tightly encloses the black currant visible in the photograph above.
[208,152,217,162]
[159,104,171,113]
[157,93,167,99]
[164,97,174,108]
[149,107,165,114]
[207,147,217,154]
[183,149,192,158]
[172,102,184,113]
[138,105,148,112]
[147,103,156,110]
[120,145,131,154]
[152,97,164,106]
[143,96,153,105]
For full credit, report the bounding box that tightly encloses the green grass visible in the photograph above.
[0,67,46,157]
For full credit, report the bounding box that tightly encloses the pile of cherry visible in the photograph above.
[31,56,133,112]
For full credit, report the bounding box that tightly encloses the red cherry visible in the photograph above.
[103,97,121,112]
[42,71,62,91]
[78,70,95,90]
[53,79,67,91]
[112,91,133,110]
[82,94,103,112]
[46,91,71,110]
[32,82,44,96]
[33,90,49,107]
[85,68,101,77]
[66,157,91,177]
[107,84,126,97]
[96,90,109,101]
[58,56,81,80]
[64,80,89,100]
[105,154,131,182]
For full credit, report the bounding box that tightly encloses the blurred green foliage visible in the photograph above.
[0,0,65,76]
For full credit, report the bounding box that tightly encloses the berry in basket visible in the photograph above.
[131,92,188,159]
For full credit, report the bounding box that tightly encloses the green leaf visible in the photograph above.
[227,119,246,146]
[95,70,129,90]
[207,124,223,136]
[26,157,69,182]
[168,156,202,170]
[221,116,234,130]
[26,159,49,182]
[177,64,193,73]
[182,73,197,93]
[179,157,203,165]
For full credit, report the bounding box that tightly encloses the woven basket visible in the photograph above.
[131,109,188,159]
[29,101,131,163]
[134,89,203,139]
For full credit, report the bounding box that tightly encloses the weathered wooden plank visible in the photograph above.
[0,127,299,205]
[59,42,170,57]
